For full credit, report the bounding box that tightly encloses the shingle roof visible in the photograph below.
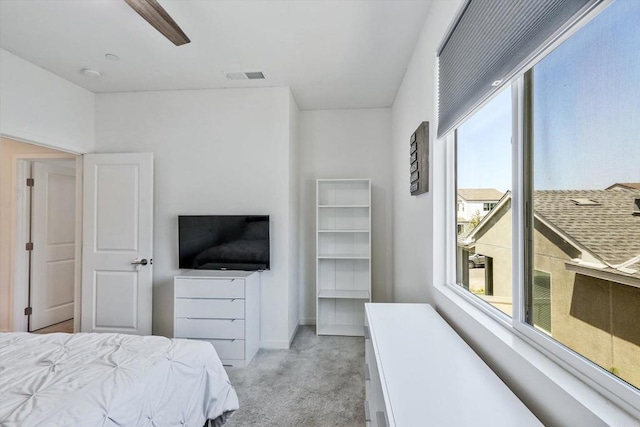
[457,188,504,201]
[534,189,640,267]
[606,182,640,191]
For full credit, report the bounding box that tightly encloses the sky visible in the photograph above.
[457,0,640,192]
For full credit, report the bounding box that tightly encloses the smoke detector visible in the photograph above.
[224,71,265,80]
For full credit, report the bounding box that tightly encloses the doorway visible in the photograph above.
[26,160,77,332]
[0,137,80,333]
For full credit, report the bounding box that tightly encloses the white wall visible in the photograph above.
[298,108,393,325]
[392,1,637,425]
[0,49,95,153]
[390,0,446,303]
[95,87,297,348]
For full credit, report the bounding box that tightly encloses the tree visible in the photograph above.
[468,209,482,231]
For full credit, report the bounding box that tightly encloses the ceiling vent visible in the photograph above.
[571,198,600,206]
[245,72,265,80]
[225,71,265,81]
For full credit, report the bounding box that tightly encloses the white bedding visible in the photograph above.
[0,332,239,426]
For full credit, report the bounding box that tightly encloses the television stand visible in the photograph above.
[173,270,260,367]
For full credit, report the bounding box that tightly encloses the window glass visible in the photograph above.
[530,0,640,389]
[532,270,551,333]
[456,88,512,316]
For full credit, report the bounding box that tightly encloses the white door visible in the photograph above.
[81,153,153,335]
[30,161,76,331]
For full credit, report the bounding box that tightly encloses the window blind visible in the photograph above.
[437,0,603,138]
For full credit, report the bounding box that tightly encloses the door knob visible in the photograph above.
[131,258,148,266]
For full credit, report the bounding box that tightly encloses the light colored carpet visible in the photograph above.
[225,326,365,427]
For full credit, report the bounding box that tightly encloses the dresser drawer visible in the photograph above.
[175,318,245,339]
[175,278,244,298]
[202,339,245,360]
[175,298,244,319]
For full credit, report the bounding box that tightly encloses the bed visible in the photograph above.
[0,332,239,426]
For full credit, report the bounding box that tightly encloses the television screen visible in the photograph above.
[178,215,270,271]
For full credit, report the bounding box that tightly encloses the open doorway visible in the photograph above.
[27,160,77,333]
[0,137,80,333]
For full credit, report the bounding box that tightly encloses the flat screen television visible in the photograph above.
[178,215,270,271]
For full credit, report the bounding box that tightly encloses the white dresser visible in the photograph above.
[364,303,542,427]
[174,270,260,367]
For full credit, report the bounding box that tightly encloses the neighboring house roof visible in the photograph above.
[606,182,640,191]
[462,190,511,241]
[457,188,504,202]
[534,190,640,266]
[463,188,640,283]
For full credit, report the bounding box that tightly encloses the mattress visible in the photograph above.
[0,332,239,426]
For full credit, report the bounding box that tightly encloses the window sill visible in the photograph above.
[433,282,639,426]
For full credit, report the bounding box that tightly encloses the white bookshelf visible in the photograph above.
[316,179,371,336]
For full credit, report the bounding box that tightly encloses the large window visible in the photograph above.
[452,0,640,395]
[456,88,512,316]
[528,0,640,389]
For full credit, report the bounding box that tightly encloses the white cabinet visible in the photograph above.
[174,270,259,367]
[364,303,542,426]
[316,179,371,336]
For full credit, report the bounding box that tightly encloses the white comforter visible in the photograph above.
[0,332,239,427]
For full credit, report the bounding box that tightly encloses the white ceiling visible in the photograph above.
[0,0,432,110]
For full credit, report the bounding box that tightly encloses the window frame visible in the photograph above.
[443,13,640,411]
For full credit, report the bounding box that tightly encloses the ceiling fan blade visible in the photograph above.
[124,0,190,46]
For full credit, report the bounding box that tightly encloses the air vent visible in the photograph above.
[571,198,600,206]
[245,71,265,80]
[224,71,265,80]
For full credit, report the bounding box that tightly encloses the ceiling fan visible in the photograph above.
[124,0,190,46]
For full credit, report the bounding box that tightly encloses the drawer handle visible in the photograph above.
[364,363,370,381]
[364,326,370,339]
[376,411,387,427]
[364,401,371,421]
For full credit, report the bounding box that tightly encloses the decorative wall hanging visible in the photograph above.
[410,121,429,196]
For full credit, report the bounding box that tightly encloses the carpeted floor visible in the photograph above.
[225,325,365,427]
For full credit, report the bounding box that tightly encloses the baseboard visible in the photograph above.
[259,340,290,349]
[288,322,299,347]
[299,318,317,326]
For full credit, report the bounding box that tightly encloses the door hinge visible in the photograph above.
[26,178,34,187]
[25,242,34,251]
[24,307,33,316]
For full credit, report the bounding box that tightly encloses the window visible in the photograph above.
[527,0,640,389]
[532,270,551,334]
[456,88,512,317]
[450,0,640,401]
